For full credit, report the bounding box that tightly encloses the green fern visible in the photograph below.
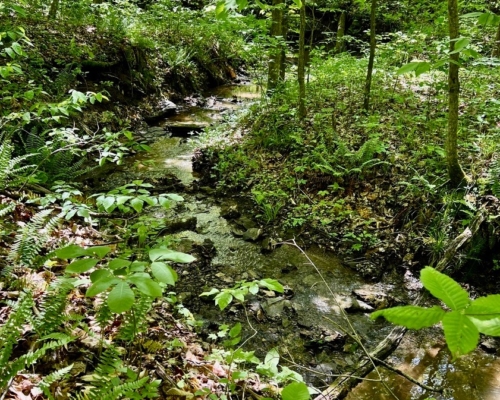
[488,156,500,198]
[34,278,74,336]
[70,346,160,400]
[0,292,34,386]
[118,293,154,341]
[0,140,35,189]
[0,202,16,218]
[8,209,61,267]
[0,293,72,390]
[39,364,74,400]
[354,136,387,164]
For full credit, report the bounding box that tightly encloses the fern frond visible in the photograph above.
[0,202,16,218]
[489,156,500,198]
[118,293,153,341]
[8,209,61,267]
[39,364,73,400]
[0,292,34,388]
[34,278,74,336]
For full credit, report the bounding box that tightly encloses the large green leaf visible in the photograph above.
[108,282,135,313]
[371,305,445,329]
[56,244,87,259]
[86,276,119,297]
[259,278,284,293]
[130,198,144,213]
[149,248,196,263]
[465,295,500,318]
[128,276,163,297]
[151,262,178,285]
[215,292,233,310]
[282,382,310,400]
[83,246,111,259]
[108,259,132,270]
[467,317,500,336]
[442,310,479,359]
[66,258,99,273]
[396,62,420,75]
[420,267,470,310]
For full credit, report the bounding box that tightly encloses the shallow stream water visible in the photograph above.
[102,82,500,399]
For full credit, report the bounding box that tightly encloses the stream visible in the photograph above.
[99,82,500,399]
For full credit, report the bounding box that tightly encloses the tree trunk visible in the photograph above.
[363,0,376,111]
[280,13,288,81]
[493,21,500,57]
[334,11,346,54]
[447,0,466,186]
[298,0,306,119]
[267,0,285,92]
[48,0,59,19]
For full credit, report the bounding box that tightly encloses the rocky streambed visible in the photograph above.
[97,82,500,399]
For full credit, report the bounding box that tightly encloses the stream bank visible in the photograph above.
[99,81,500,399]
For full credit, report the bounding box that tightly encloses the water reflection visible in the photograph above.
[348,335,500,400]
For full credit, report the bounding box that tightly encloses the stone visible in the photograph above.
[353,288,389,309]
[261,297,291,319]
[220,203,240,219]
[161,217,197,234]
[242,228,262,242]
[234,216,257,230]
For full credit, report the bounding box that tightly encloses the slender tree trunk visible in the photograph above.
[363,0,376,111]
[298,0,306,118]
[447,0,466,186]
[493,21,500,57]
[267,0,285,92]
[334,11,346,54]
[279,13,288,81]
[48,0,59,19]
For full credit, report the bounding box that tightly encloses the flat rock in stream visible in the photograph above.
[335,295,374,313]
[144,100,178,123]
[220,203,240,219]
[161,216,197,234]
[165,121,209,136]
[352,285,393,310]
[242,228,262,242]
[261,297,291,319]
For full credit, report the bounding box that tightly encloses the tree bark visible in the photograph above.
[48,0,59,19]
[267,0,285,92]
[298,0,306,118]
[493,21,500,57]
[335,11,346,54]
[363,0,376,111]
[446,0,466,186]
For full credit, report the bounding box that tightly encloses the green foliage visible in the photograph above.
[200,279,284,310]
[0,292,73,391]
[93,180,183,214]
[372,267,500,359]
[8,209,62,268]
[57,244,195,315]
[71,346,160,400]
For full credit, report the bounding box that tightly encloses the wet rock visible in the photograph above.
[230,226,245,237]
[161,216,197,234]
[234,216,257,230]
[336,295,374,313]
[353,287,391,310]
[302,329,345,352]
[281,263,298,274]
[220,203,240,219]
[260,237,276,254]
[144,100,177,123]
[178,292,193,302]
[480,338,499,354]
[261,297,291,319]
[242,228,262,242]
